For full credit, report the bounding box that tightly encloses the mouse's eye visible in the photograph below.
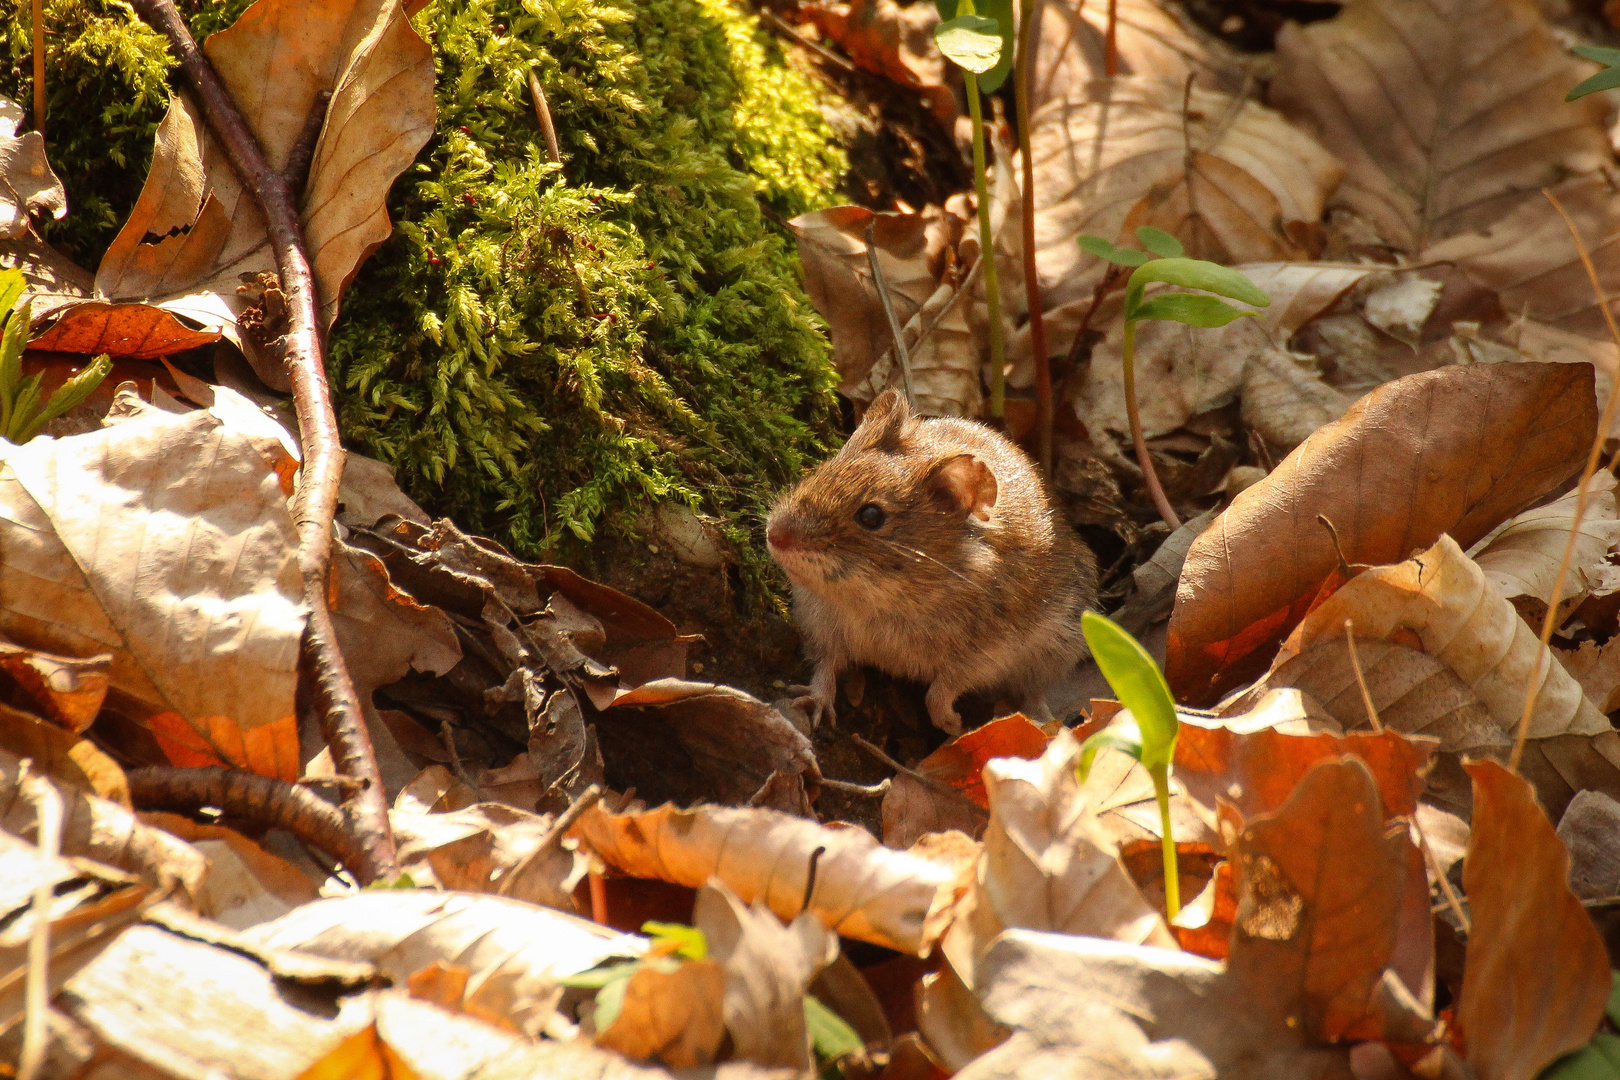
[855,503,886,530]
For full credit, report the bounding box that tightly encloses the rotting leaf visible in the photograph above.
[1459,760,1611,1080]
[571,801,968,955]
[1168,362,1596,704]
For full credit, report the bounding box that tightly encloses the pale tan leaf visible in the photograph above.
[138,811,319,931]
[1168,362,1595,704]
[945,729,1173,992]
[572,801,966,954]
[491,1037,801,1080]
[1472,471,1620,611]
[0,386,303,739]
[247,890,641,1038]
[1557,790,1620,901]
[695,882,839,1071]
[395,763,482,814]
[78,0,433,369]
[389,801,587,911]
[957,930,1355,1079]
[1240,345,1355,454]
[1031,0,1249,112]
[1557,637,1620,714]
[1273,534,1608,740]
[1030,78,1343,313]
[1270,0,1609,254]
[1460,761,1611,1080]
[0,95,64,239]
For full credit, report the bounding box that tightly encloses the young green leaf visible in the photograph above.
[559,960,641,990]
[0,269,26,321]
[1078,234,1152,267]
[1127,257,1271,308]
[642,921,708,960]
[6,373,43,443]
[1571,45,1620,101]
[972,0,1015,93]
[934,14,1003,74]
[1131,293,1260,328]
[1080,611,1179,771]
[805,993,865,1063]
[1076,719,1143,781]
[0,296,31,434]
[1135,225,1184,259]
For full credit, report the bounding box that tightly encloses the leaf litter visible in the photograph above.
[15,0,1620,1076]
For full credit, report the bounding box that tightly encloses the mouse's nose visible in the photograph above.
[766,517,797,551]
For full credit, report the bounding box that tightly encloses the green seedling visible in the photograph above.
[1568,45,1620,101]
[934,0,1012,419]
[0,269,111,445]
[1077,227,1269,527]
[1077,609,1184,919]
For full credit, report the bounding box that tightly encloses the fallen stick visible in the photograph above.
[128,0,398,883]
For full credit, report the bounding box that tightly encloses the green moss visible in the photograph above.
[1,0,847,602]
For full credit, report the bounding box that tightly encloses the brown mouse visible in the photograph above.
[765,389,1099,736]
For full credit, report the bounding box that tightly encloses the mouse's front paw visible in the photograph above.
[791,686,836,728]
[926,682,964,739]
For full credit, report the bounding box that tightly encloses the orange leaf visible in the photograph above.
[147,711,299,782]
[1458,760,1610,1080]
[29,301,222,359]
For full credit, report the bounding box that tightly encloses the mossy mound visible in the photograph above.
[3,0,847,599]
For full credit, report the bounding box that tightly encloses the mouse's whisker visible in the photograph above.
[871,535,975,584]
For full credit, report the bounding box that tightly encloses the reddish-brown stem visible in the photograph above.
[1123,320,1180,529]
[1018,0,1052,474]
[1104,0,1119,76]
[129,765,370,880]
[128,0,397,883]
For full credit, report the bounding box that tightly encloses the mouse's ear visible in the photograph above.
[846,390,910,453]
[930,453,998,523]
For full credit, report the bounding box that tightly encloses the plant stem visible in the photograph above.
[1017,0,1052,472]
[1151,763,1180,920]
[967,74,1007,420]
[1121,319,1181,528]
[30,0,44,138]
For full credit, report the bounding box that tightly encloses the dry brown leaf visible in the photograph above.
[1020,262,1370,441]
[1557,637,1620,715]
[1241,345,1356,455]
[395,763,482,814]
[695,881,839,1071]
[27,300,223,359]
[1226,757,1408,1041]
[1270,0,1609,254]
[0,386,305,752]
[0,746,206,903]
[945,729,1174,992]
[1510,320,1620,436]
[1275,535,1609,742]
[1471,471,1620,612]
[49,0,434,372]
[1459,760,1611,1080]
[1030,77,1343,314]
[957,929,1356,1079]
[0,95,64,240]
[795,0,954,120]
[572,801,965,954]
[0,639,111,734]
[0,701,129,804]
[881,713,1048,848]
[1557,790,1620,900]
[138,810,320,931]
[1031,0,1248,112]
[1261,639,1504,753]
[496,1037,802,1080]
[247,890,642,1038]
[1168,362,1596,704]
[390,801,586,911]
[598,958,728,1068]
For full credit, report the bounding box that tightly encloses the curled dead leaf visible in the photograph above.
[0,95,65,239]
[1168,362,1596,703]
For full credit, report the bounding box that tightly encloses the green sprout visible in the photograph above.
[1568,45,1620,101]
[934,0,1012,419]
[1077,227,1269,528]
[0,269,111,445]
[1077,610,1184,919]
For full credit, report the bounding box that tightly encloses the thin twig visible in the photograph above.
[1018,0,1053,473]
[283,89,330,199]
[1414,817,1469,934]
[849,733,987,820]
[757,8,858,74]
[17,761,62,1080]
[498,784,602,897]
[1509,189,1620,771]
[30,0,44,139]
[1104,0,1119,76]
[441,719,474,787]
[527,69,562,166]
[1343,619,1383,734]
[865,218,917,408]
[129,0,397,882]
[129,765,372,881]
[819,776,892,797]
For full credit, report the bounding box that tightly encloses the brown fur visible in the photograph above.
[765,390,1099,735]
